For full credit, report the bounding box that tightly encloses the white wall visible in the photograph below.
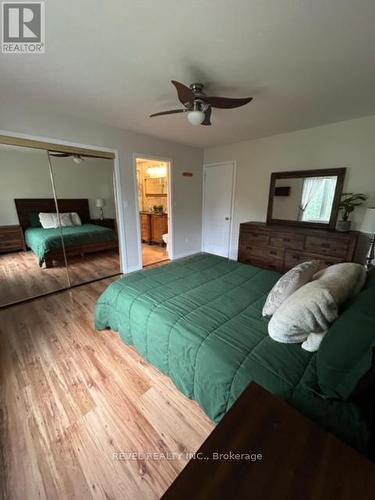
[272,178,304,221]
[0,102,203,271]
[51,155,116,220]
[0,148,115,225]
[204,115,375,259]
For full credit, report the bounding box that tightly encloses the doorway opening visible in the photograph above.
[135,157,171,267]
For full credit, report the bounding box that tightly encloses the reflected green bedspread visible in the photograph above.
[25,224,117,264]
[95,254,371,451]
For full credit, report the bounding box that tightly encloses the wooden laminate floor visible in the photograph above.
[66,250,120,286]
[0,278,214,499]
[0,250,121,306]
[142,244,169,267]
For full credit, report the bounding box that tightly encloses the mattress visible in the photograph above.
[25,223,117,264]
[95,253,371,451]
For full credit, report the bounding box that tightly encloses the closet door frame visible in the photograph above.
[0,131,126,308]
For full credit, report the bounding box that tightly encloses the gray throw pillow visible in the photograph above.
[262,260,321,317]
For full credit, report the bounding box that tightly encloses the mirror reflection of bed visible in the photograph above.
[48,153,120,286]
[0,144,120,307]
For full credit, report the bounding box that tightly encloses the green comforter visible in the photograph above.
[25,224,117,264]
[95,254,371,451]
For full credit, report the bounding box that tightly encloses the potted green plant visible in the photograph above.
[153,204,164,214]
[336,193,368,232]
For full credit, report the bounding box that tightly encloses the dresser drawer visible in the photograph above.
[0,241,23,251]
[240,230,270,246]
[0,230,21,241]
[241,256,284,273]
[244,244,284,260]
[270,233,304,250]
[304,236,349,258]
[285,249,342,270]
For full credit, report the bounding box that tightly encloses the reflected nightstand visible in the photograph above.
[90,218,117,231]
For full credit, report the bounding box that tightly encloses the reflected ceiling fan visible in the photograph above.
[48,151,84,164]
[150,80,253,126]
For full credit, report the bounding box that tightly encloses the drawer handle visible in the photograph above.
[321,243,331,249]
[283,238,291,242]
[270,251,277,256]
[292,254,301,259]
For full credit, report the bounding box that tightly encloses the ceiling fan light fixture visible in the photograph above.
[149,80,253,127]
[187,110,205,126]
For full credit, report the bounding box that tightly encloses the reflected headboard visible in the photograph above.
[14,198,91,234]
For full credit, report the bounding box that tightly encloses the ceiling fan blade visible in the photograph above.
[49,151,72,157]
[201,107,212,126]
[171,80,195,105]
[149,109,186,117]
[202,96,253,109]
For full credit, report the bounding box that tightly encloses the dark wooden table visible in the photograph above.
[162,383,375,500]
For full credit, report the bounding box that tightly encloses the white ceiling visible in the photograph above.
[1,0,375,148]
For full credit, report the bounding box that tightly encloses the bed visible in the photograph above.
[15,198,118,267]
[95,253,375,453]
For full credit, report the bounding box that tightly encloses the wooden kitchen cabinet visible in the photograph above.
[151,213,168,245]
[140,212,152,244]
[140,212,168,245]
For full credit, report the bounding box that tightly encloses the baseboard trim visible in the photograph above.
[126,264,143,274]
[171,250,203,260]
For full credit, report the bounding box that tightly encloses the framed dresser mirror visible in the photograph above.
[266,168,346,229]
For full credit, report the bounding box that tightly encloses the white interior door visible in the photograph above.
[203,162,235,258]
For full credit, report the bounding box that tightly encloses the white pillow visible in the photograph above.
[268,280,338,351]
[70,212,82,226]
[39,212,75,228]
[262,260,321,317]
[59,213,74,227]
[39,212,58,229]
[268,262,367,352]
[313,262,367,304]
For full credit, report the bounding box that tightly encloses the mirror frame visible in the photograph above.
[266,167,346,230]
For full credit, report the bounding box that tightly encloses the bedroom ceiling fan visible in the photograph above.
[149,81,253,126]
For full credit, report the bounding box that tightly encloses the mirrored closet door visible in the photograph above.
[48,152,120,286]
[0,144,69,306]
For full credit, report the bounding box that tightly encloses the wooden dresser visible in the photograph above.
[162,383,375,500]
[0,225,26,253]
[238,222,358,272]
